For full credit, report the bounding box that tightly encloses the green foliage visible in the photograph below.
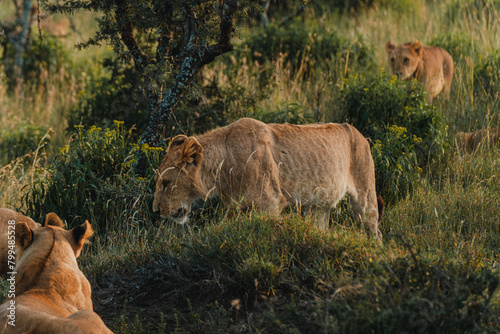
[0,124,49,165]
[342,72,447,161]
[474,49,500,99]
[1,32,70,89]
[372,125,422,204]
[243,21,374,80]
[67,59,150,135]
[21,122,162,232]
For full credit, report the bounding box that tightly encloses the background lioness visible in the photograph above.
[0,213,112,333]
[153,118,383,242]
[385,40,454,103]
[456,128,500,153]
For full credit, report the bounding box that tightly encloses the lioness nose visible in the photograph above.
[152,201,160,213]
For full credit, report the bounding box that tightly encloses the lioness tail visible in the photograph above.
[377,195,384,222]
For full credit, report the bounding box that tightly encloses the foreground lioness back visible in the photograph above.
[385,40,454,102]
[153,118,383,242]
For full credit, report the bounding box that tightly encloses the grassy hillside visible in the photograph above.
[1,0,499,332]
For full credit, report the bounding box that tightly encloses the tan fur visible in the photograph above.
[153,118,383,242]
[456,128,500,153]
[0,209,40,277]
[385,41,454,103]
[0,215,112,333]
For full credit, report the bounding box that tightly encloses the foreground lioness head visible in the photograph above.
[154,118,383,242]
[456,128,500,153]
[0,213,112,333]
[385,40,454,102]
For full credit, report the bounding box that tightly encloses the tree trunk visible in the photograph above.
[135,0,238,176]
[13,0,34,90]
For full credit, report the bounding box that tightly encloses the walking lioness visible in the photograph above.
[385,40,454,103]
[153,118,383,242]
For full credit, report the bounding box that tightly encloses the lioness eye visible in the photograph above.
[403,58,409,65]
[391,58,395,63]
[162,180,170,190]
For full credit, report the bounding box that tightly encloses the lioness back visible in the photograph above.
[266,122,374,207]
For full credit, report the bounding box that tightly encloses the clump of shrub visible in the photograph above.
[339,72,448,202]
[371,125,422,204]
[21,121,162,232]
[68,59,150,135]
[243,21,374,81]
[474,49,500,99]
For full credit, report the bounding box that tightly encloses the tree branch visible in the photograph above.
[115,2,150,72]
[135,0,239,175]
[114,2,161,115]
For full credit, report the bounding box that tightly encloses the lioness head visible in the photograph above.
[153,135,205,224]
[385,41,423,80]
[15,213,94,261]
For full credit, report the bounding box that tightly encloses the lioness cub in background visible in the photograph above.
[0,208,40,277]
[385,40,454,103]
[456,128,500,153]
[154,118,383,242]
[0,213,112,333]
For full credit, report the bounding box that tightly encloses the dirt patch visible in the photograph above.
[91,255,231,329]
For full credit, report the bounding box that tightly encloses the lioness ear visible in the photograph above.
[385,41,395,54]
[412,41,423,56]
[169,135,188,150]
[15,222,34,249]
[43,212,65,228]
[180,137,203,167]
[71,220,94,257]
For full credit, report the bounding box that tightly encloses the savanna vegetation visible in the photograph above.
[1,0,500,332]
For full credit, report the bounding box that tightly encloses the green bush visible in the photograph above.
[341,72,447,163]
[243,21,374,81]
[0,125,50,165]
[68,59,150,135]
[21,121,162,232]
[474,49,500,99]
[371,125,422,204]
